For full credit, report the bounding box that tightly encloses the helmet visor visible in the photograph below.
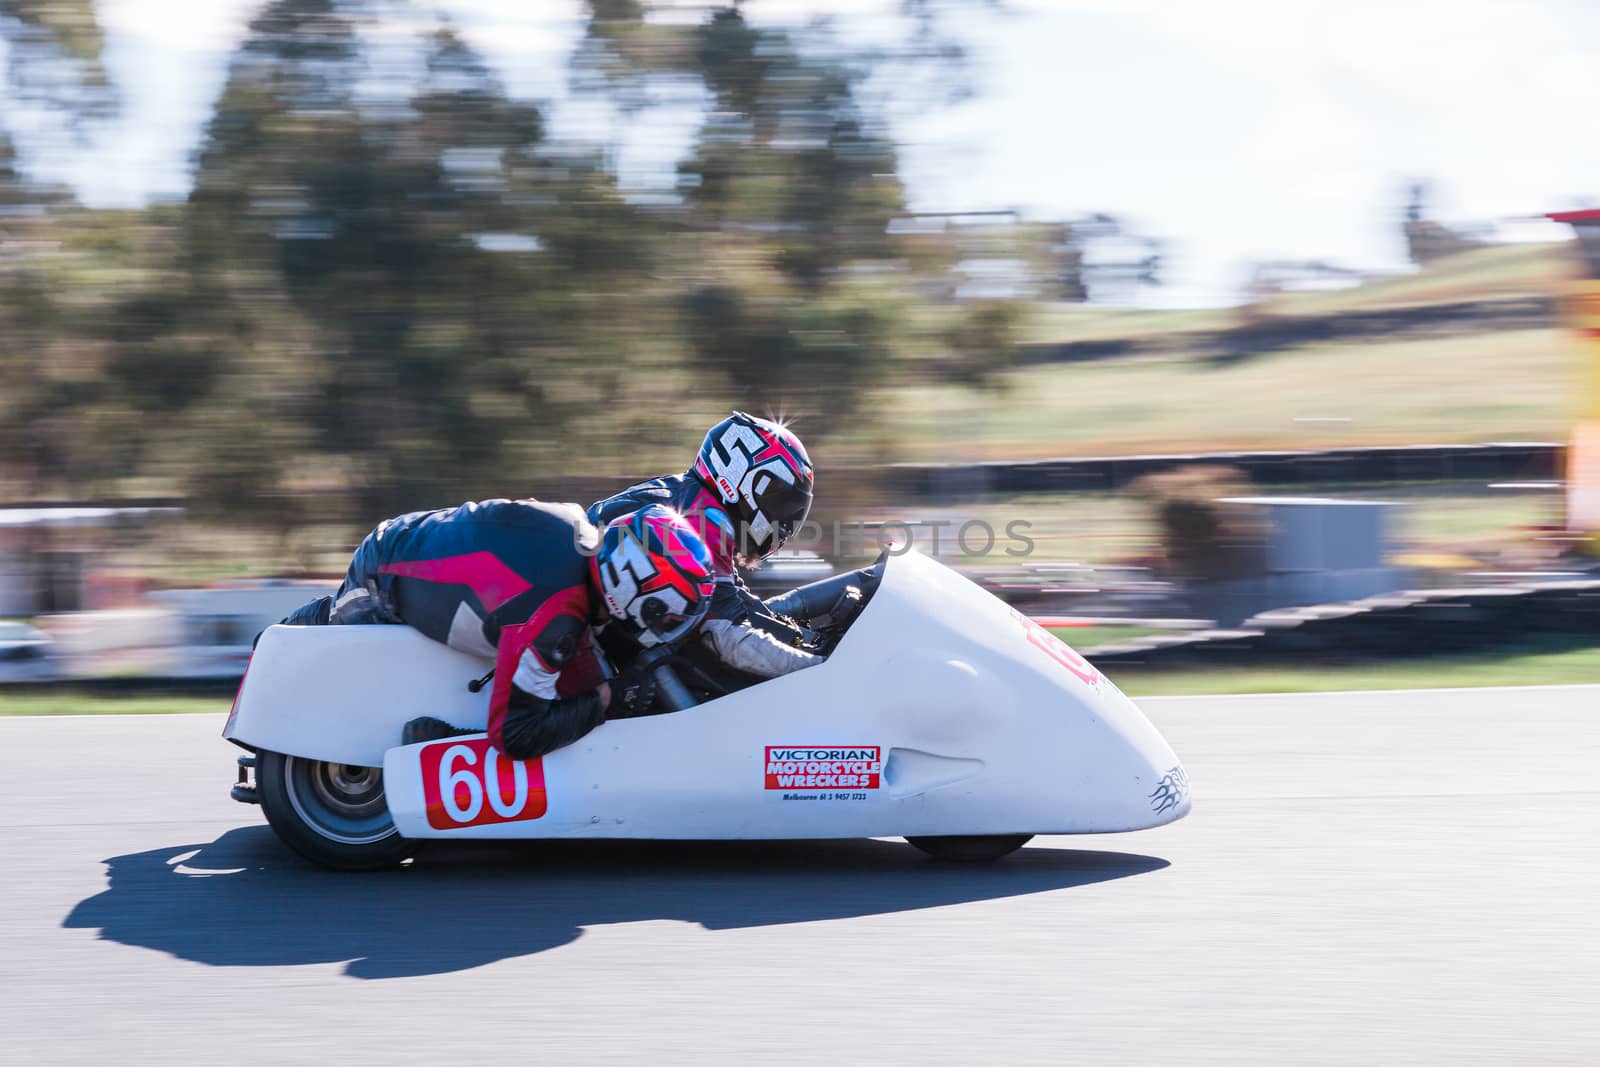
[745,477,813,562]
[638,592,712,648]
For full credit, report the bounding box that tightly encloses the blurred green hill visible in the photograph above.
[889,242,1577,462]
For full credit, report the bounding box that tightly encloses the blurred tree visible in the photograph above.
[666,7,911,430]
[0,133,66,499]
[680,8,903,290]
[572,0,694,108]
[1129,465,1265,582]
[0,0,1013,540]
[680,280,893,425]
[938,299,1024,390]
[184,1,664,526]
[0,0,115,122]
[0,131,144,501]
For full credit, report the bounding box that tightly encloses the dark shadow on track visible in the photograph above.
[64,826,1168,980]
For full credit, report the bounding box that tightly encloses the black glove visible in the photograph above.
[402,716,477,745]
[806,585,863,654]
[816,585,862,628]
[606,665,659,719]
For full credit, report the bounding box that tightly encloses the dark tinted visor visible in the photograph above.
[639,593,711,647]
[759,476,812,530]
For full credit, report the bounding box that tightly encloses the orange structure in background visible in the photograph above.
[1546,209,1600,542]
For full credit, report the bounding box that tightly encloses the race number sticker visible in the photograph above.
[765,746,882,800]
[1011,609,1101,687]
[419,737,547,830]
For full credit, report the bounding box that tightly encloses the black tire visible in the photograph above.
[255,750,412,871]
[906,834,1033,862]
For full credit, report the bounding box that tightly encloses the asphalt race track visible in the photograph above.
[3,685,1598,1065]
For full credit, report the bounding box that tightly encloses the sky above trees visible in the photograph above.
[2,0,1595,305]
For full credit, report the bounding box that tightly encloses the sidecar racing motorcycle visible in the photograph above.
[224,548,1191,870]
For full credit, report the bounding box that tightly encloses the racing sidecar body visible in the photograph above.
[224,549,1191,868]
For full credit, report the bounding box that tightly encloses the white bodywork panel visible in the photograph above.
[226,623,494,768]
[226,550,1191,840]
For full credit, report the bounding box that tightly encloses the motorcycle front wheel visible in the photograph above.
[256,750,413,871]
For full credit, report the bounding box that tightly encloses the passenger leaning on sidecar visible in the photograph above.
[590,412,842,680]
[280,500,715,760]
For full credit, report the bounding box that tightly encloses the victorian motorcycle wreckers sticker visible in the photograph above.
[420,737,547,830]
[765,746,882,799]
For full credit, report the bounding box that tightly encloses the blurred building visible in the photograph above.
[0,507,179,617]
[1197,497,1405,625]
[151,582,329,678]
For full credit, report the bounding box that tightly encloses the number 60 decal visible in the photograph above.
[419,737,547,829]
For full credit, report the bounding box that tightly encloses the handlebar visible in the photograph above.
[651,661,698,711]
[631,644,700,712]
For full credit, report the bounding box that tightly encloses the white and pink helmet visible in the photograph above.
[691,412,814,564]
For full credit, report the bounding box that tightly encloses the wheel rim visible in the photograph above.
[283,756,397,845]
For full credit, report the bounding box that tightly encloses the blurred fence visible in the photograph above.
[1087,578,1600,668]
[7,441,1563,516]
[884,441,1563,500]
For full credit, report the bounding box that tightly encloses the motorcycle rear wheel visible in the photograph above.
[905,834,1033,862]
[256,750,412,871]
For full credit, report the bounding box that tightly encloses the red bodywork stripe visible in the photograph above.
[379,551,533,613]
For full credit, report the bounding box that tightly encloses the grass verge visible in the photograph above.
[891,326,1575,461]
[0,693,228,716]
[1050,625,1172,647]
[2,640,1597,714]
[1109,642,1600,697]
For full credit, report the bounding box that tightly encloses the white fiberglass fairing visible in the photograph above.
[225,549,1191,840]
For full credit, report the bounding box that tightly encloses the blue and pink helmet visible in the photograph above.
[595,505,716,648]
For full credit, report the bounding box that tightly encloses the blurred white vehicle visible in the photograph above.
[0,621,62,681]
[151,583,329,678]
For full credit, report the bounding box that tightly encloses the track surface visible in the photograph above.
[3,686,1598,1065]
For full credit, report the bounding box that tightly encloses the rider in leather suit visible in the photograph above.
[589,413,829,680]
[281,500,714,759]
